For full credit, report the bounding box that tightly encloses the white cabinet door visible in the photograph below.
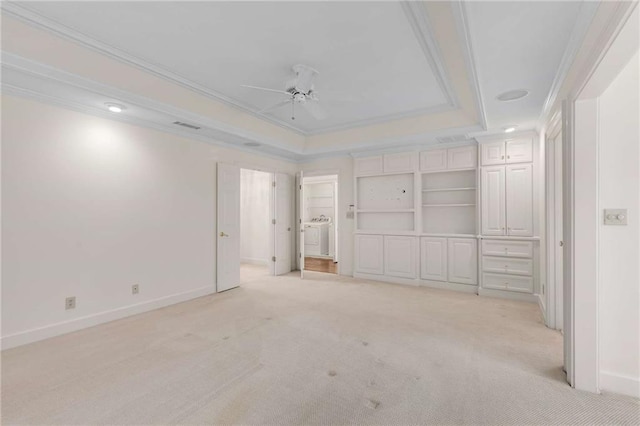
[506,163,533,236]
[419,149,447,171]
[355,156,383,176]
[505,138,533,163]
[448,238,477,285]
[384,152,416,173]
[355,234,384,275]
[420,237,447,281]
[384,236,418,279]
[448,146,477,169]
[481,141,505,165]
[481,166,506,235]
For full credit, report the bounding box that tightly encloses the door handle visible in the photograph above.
[287,227,291,231]
[559,241,564,247]
[219,232,229,237]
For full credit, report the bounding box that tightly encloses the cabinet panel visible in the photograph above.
[355,235,384,275]
[483,273,533,293]
[481,141,505,165]
[355,156,383,176]
[506,138,533,163]
[482,256,533,276]
[384,152,416,174]
[482,240,533,258]
[506,164,533,236]
[420,149,447,171]
[420,237,447,281]
[481,166,506,235]
[448,146,477,169]
[448,238,477,285]
[384,236,418,279]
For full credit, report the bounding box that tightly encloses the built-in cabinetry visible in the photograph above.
[353,134,539,302]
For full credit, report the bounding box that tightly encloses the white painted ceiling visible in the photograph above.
[17,1,450,134]
[464,1,592,131]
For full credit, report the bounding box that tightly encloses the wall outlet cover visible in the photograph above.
[65,296,76,310]
[603,209,628,225]
[132,284,140,295]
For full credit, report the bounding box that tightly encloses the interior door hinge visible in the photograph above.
[272,219,276,225]
[273,181,276,187]
[299,185,302,190]
[272,256,276,262]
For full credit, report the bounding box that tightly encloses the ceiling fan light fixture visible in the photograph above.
[496,89,529,102]
[105,102,125,113]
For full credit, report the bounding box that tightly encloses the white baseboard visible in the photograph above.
[600,371,640,398]
[241,257,268,266]
[1,285,217,350]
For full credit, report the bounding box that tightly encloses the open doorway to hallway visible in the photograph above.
[240,168,272,283]
[302,174,338,274]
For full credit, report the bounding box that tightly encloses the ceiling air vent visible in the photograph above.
[173,121,201,130]
[436,135,470,144]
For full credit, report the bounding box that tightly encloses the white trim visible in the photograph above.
[600,371,640,398]
[478,288,538,303]
[450,0,488,130]
[400,2,459,110]
[1,285,217,350]
[2,1,463,137]
[539,2,599,125]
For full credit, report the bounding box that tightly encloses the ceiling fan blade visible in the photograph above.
[302,100,328,120]
[259,99,291,113]
[293,64,318,93]
[241,84,291,96]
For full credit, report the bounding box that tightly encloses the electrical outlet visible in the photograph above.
[65,296,76,310]
[132,284,139,295]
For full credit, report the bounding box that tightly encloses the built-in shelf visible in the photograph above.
[357,209,415,213]
[422,204,476,207]
[422,187,476,192]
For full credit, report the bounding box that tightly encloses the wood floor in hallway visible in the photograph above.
[304,257,337,274]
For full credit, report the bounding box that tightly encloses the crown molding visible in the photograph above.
[450,0,488,130]
[2,2,465,136]
[1,52,304,155]
[539,1,599,125]
[401,1,459,110]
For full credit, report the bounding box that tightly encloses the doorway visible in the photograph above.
[239,168,272,283]
[300,174,339,275]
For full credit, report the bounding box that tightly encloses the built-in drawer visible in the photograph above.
[483,273,533,293]
[482,240,533,258]
[482,256,533,276]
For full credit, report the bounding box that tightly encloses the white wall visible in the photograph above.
[1,95,296,348]
[301,158,354,276]
[596,52,639,397]
[240,169,271,265]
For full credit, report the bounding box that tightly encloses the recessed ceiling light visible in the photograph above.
[496,90,529,102]
[105,103,125,113]
[244,142,261,147]
[504,126,517,133]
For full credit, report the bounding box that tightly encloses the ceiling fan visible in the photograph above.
[241,64,332,121]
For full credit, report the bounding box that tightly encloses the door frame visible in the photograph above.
[545,111,563,331]
[299,168,341,275]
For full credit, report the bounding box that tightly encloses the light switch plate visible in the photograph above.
[604,209,627,225]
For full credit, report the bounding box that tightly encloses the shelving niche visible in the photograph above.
[421,169,476,235]
[356,173,415,232]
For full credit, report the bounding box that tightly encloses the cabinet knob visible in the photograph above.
[507,155,510,159]
[501,155,505,160]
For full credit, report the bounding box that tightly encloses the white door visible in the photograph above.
[506,163,533,236]
[553,132,564,330]
[420,237,447,281]
[481,166,506,235]
[217,163,240,292]
[480,141,505,165]
[447,146,477,169]
[354,234,384,275]
[505,138,533,163]
[419,149,447,171]
[448,238,477,285]
[297,172,305,278]
[384,236,418,279]
[274,173,292,275]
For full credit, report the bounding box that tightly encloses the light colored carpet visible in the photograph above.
[2,266,638,425]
